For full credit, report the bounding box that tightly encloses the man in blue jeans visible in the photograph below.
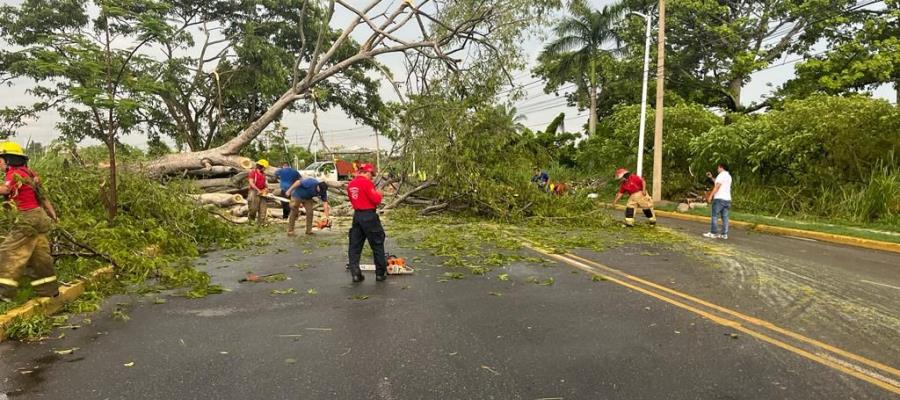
[704,163,733,239]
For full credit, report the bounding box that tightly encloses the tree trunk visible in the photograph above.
[588,85,598,135]
[193,178,238,189]
[728,78,743,112]
[185,166,239,177]
[105,135,118,222]
[191,193,247,207]
[144,88,300,177]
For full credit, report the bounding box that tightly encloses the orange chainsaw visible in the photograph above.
[314,218,332,230]
[359,254,414,274]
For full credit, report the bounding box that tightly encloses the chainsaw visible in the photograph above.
[359,254,414,275]
[314,218,332,230]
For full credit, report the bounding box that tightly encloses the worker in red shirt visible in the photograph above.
[611,168,657,227]
[247,159,269,226]
[346,164,387,282]
[0,141,60,301]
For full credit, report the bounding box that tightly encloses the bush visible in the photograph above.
[577,103,721,196]
[685,95,900,224]
[690,95,900,186]
[2,147,245,300]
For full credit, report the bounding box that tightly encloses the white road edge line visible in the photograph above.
[860,280,900,291]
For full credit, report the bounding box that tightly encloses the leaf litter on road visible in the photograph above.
[480,365,501,376]
[53,347,79,355]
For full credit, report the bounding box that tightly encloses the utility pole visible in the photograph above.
[630,12,652,177]
[651,0,666,202]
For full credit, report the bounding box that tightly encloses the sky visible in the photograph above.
[0,0,894,152]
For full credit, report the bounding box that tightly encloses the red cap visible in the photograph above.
[615,168,628,179]
[358,163,375,174]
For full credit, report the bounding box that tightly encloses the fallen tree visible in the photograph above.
[143,0,550,178]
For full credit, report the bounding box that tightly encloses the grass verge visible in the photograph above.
[654,204,900,244]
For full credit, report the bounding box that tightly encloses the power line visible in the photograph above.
[513,83,578,105]
[524,113,587,129]
[496,79,545,96]
[759,0,884,46]
[752,49,830,74]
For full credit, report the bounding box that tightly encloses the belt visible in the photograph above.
[354,209,376,213]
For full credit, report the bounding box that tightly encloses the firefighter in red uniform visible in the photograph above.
[611,168,657,227]
[346,164,387,282]
[0,141,60,301]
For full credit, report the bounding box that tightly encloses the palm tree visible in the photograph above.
[541,0,624,135]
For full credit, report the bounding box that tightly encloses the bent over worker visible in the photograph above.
[346,164,387,283]
[611,168,656,227]
[0,141,60,301]
[247,159,269,226]
[286,177,330,236]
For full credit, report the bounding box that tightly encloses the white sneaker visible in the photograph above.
[719,234,728,240]
[702,232,718,239]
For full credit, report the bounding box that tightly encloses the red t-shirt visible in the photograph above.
[4,167,41,211]
[618,175,645,195]
[347,176,382,210]
[248,169,267,191]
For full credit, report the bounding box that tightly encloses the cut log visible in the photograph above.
[231,171,249,186]
[267,209,287,219]
[185,166,239,177]
[202,186,236,193]
[191,193,247,207]
[230,205,248,217]
[194,178,238,189]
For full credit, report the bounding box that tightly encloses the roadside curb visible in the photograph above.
[0,266,114,341]
[614,205,900,254]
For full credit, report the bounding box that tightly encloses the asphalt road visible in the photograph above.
[586,214,900,366]
[0,219,898,399]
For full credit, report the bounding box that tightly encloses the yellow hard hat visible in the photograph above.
[257,159,270,168]
[0,141,26,157]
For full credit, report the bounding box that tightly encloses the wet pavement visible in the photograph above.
[0,219,898,399]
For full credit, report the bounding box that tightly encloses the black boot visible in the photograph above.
[350,268,365,282]
[375,274,386,282]
[0,285,17,302]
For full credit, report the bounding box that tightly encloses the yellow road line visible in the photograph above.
[514,237,900,395]
[564,253,900,380]
[611,205,900,254]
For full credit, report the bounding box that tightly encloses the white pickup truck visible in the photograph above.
[299,161,338,181]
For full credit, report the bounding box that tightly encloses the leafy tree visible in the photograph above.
[620,0,872,112]
[781,0,899,102]
[150,0,387,152]
[534,0,624,135]
[689,94,899,183]
[0,0,175,221]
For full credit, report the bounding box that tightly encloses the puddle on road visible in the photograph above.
[3,353,65,398]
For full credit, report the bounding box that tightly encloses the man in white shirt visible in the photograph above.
[704,163,732,239]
